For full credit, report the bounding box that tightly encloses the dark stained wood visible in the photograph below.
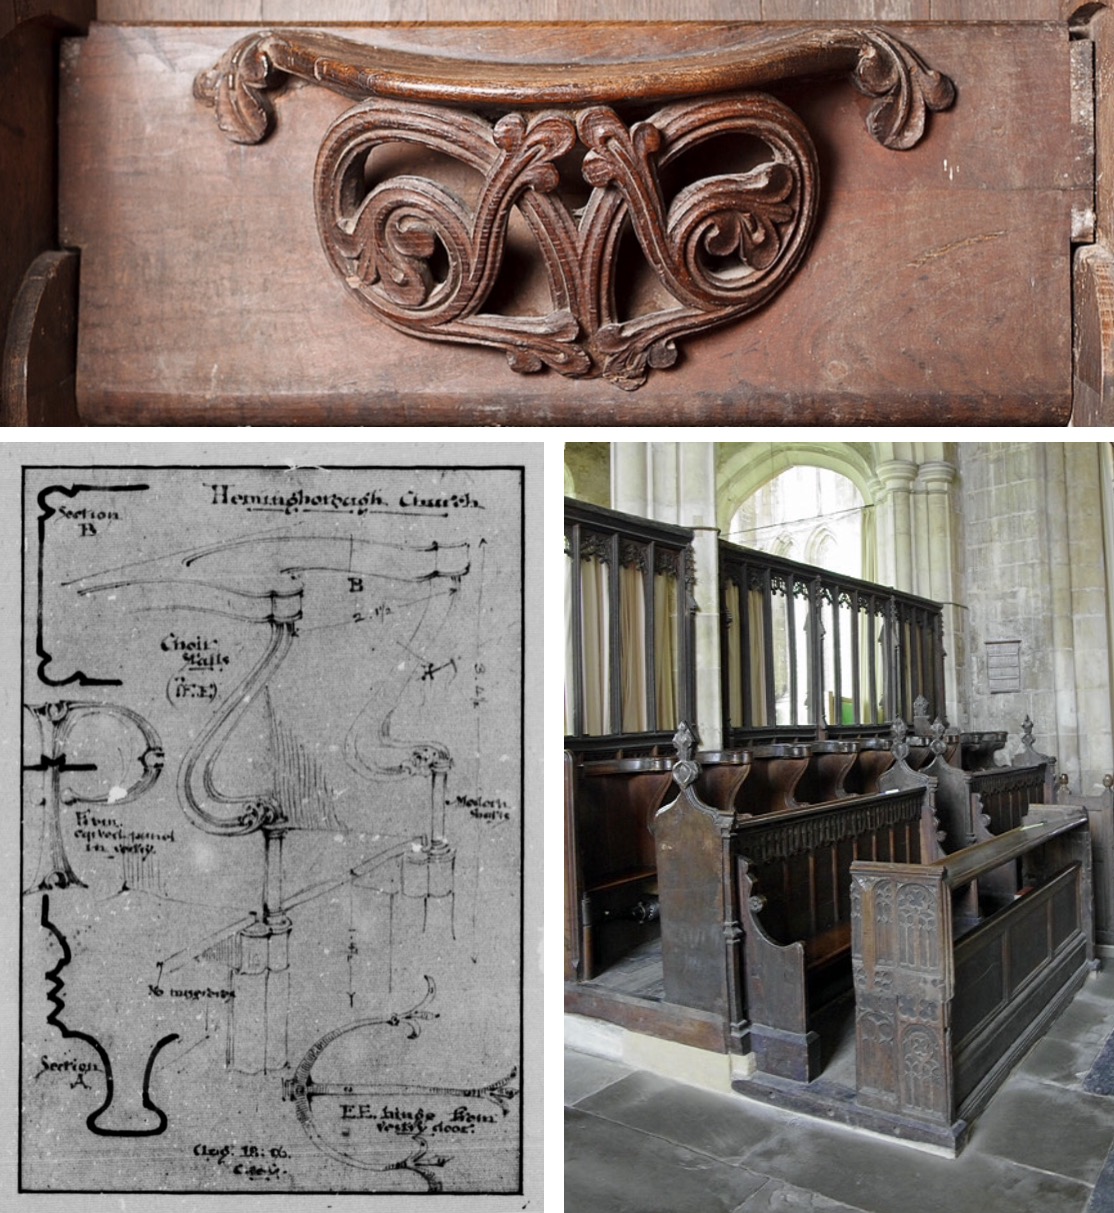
[654,741,747,1048]
[736,783,940,1081]
[95,2,1069,22]
[60,22,1076,425]
[2,249,81,426]
[572,756,674,980]
[564,981,731,1054]
[0,4,93,426]
[794,740,858,803]
[1073,243,1114,426]
[843,739,894,795]
[851,808,1093,1147]
[694,749,751,814]
[741,744,811,813]
[194,25,953,131]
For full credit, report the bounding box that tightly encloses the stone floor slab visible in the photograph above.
[967,1075,1114,1184]
[574,1068,793,1165]
[565,1107,768,1213]
[731,1103,1093,1213]
[732,1176,870,1213]
[566,1048,635,1106]
[1016,1031,1103,1088]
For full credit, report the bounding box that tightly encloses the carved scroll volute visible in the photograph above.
[315,103,590,378]
[196,26,955,388]
[577,95,818,389]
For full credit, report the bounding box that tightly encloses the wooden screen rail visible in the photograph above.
[194,26,953,391]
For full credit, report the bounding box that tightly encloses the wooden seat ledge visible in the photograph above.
[194,24,953,144]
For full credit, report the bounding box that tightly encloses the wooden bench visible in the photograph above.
[1057,771,1114,955]
[732,783,943,1080]
[881,716,1053,860]
[792,740,860,804]
[649,724,943,1061]
[565,751,675,981]
[851,806,1094,1151]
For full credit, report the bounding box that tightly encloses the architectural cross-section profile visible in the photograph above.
[195,27,954,390]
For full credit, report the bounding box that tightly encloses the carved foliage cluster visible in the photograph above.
[313,95,817,390]
[195,26,954,388]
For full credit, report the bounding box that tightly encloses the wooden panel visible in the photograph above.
[1091,5,1114,247]
[95,2,1068,21]
[1,0,93,39]
[2,250,81,426]
[0,6,93,424]
[60,22,1075,424]
[655,792,733,1017]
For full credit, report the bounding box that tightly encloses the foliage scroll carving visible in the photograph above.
[195,27,954,389]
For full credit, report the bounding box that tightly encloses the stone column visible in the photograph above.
[1043,444,1082,786]
[917,459,961,725]
[611,441,650,516]
[680,443,722,750]
[873,459,918,592]
[610,442,722,748]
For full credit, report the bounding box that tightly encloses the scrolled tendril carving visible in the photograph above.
[196,25,954,388]
[315,93,815,388]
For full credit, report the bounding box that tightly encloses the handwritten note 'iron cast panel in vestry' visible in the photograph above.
[20,463,525,1196]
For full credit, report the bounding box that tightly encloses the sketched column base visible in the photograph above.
[231,914,292,1074]
[402,839,455,935]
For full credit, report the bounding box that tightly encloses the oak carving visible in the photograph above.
[196,27,954,388]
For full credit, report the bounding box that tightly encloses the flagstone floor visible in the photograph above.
[565,967,1114,1213]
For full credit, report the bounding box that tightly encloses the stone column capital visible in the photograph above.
[916,460,958,491]
[873,458,919,494]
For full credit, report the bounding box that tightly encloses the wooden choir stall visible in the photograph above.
[564,499,1111,1152]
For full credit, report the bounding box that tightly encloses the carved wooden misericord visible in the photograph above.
[194,27,954,389]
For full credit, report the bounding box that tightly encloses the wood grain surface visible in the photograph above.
[60,22,1077,425]
[95,2,1073,24]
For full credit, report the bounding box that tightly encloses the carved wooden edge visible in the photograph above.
[193,26,953,391]
[652,724,750,1048]
[563,750,582,984]
[850,861,955,1125]
[194,25,954,151]
[1073,242,1114,425]
[1,2,93,45]
[1,249,81,427]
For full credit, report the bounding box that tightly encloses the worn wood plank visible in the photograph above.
[61,22,1074,425]
[1070,37,1095,241]
[1091,5,1114,245]
[2,250,81,426]
[0,5,93,424]
[762,1,930,19]
[99,1,767,20]
[1073,244,1114,426]
[96,1,1070,20]
[930,0,1062,17]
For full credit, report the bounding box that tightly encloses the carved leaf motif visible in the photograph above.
[315,102,589,375]
[670,164,797,283]
[194,32,281,146]
[852,30,956,152]
[197,25,955,387]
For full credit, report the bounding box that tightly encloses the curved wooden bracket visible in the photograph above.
[196,27,954,389]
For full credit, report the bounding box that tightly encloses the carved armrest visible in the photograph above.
[194,26,953,391]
